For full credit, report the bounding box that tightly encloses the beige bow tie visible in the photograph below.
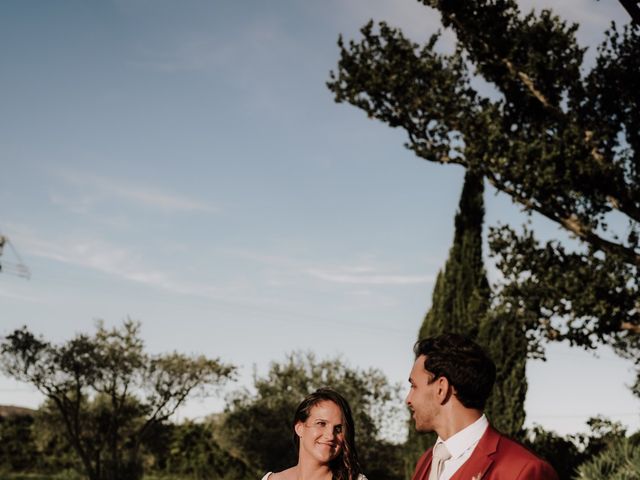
[428,442,452,480]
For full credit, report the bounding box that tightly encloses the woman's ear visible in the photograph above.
[294,421,304,437]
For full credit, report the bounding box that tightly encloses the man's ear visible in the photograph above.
[436,376,452,403]
[294,421,304,437]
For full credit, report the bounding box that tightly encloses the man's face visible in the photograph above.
[405,354,440,432]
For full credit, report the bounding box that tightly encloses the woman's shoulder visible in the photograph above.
[263,468,297,480]
[263,470,366,480]
[262,472,367,480]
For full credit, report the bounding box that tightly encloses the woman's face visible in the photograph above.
[295,400,345,465]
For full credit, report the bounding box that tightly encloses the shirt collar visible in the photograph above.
[437,414,489,459]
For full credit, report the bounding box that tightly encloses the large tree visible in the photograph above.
[0,320,235,480]
[328,1,639,387]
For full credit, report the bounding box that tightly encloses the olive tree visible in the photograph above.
[0,320,235,480]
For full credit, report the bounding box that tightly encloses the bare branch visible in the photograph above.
[621,321,640,334]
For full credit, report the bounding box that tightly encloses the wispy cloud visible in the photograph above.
[10,225,210,302]
[10,228,220,297]
[53,170,218,214]
[133,34,236,73]
[131,16,285,75]
[221,247,436,286]
[219,248,302,269]
[306,266,434,285]
[0,287,41,303]
[49,192,96,215]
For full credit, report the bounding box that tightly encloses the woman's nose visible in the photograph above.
[323,427,336,439]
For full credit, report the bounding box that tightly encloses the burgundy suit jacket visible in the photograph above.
[411,427,558,480]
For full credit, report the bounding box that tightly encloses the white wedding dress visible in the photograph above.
[261,474,367,480]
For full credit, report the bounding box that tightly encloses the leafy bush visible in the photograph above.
[575,436,640,479]
[523,417,633,480]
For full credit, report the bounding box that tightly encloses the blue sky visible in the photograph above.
[1,0,637,438]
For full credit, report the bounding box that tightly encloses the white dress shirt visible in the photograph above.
[433,414,489,480]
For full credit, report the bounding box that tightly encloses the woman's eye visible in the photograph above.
[335,426,343,434]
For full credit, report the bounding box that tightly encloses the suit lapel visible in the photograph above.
[450,426,500,480]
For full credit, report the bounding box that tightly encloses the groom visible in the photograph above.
[407,334,558,480]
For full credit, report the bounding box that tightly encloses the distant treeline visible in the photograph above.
[1,367,639,480]
[1,322,639,480]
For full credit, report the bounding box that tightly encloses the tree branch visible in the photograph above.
[618,0,640,24]
[500,57,556,111]
[558,215,640,266]
[484,171,640,266]
[621,321,640,334]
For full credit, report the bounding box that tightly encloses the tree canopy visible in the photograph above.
[0,320,235,480]
[328,0,639,387]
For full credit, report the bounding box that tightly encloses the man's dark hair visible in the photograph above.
[414,333,496,409]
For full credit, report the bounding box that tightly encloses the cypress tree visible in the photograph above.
[418,169,490,340]
[477,306,527,437]
[405,170,527,477]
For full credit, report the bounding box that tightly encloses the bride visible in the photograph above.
[261,388,367,480]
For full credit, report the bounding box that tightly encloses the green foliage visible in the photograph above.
[0,413,39,472]
[32,406,83,474]
[575,436,640,479]
[157,421,249,480]
[419,170,490,340]
[523,416,630,480]
[218,352,405,480]
[0,409,81,475]
[477,306,527,436]
[328,0,640,387]
[0,473,83,480]
[523,425,585,480]
[0,321,236,480]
